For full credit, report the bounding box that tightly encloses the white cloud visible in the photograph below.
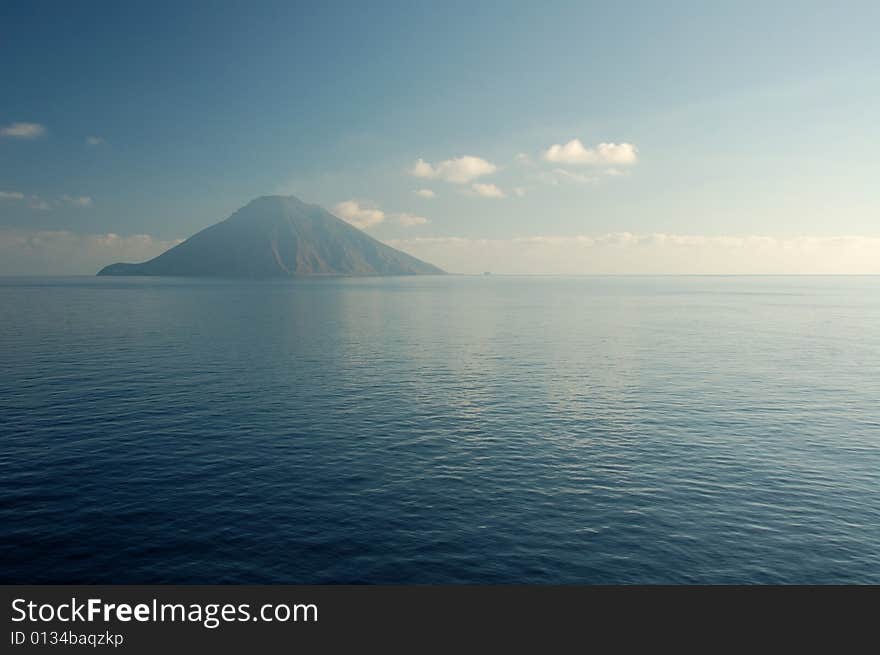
[63,195,93,207]
[388,233,880,275]
[3,194,94,210]
[28,196,52,211]
[86,136,105,146]
[1,122,46,139]
[513,187,527,197]
[471,183,505,198]
[394,213,429,226]
[410,159,435,178]
[413,188,436,199]
[537,168,600,186]
[0,228,183,275]
[6,191,94,211]
[542,139,638,165]
[410,155,497,184]
[333,200,386,229]
[333,201,428,229]
[515,152,532,165]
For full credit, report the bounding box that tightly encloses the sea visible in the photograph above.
[1,275,879,584]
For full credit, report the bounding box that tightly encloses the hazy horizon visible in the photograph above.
[2,1,879,275]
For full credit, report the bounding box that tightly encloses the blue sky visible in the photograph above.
[2,0,879,273]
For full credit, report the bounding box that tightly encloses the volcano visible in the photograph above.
[97,195,444,277]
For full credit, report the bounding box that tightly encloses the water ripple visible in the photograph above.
[1,275,879,583]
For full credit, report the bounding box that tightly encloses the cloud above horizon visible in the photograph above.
[413,188,436,199]
[63,195,93,207]
[388,233,880,275]
[334,200,428,229]
[471,182,505,198]
[542,139,638,166]
[4,224,878,276]
[0,192,94,210]
[410,155,497,184]
[28,197,52,210]
[333,200,386,229]
[1,122,46,139]
[395,212,430,226]
[86,136,105,146]
[542,168,599,185]
[0,228,182,275]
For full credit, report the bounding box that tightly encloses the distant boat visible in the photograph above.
[483,271,492,276]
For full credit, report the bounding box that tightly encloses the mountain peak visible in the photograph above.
[247,194,308,206]
[97,196,444,277]
[236,194,312,214]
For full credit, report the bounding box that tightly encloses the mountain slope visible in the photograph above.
[97,195,444,277]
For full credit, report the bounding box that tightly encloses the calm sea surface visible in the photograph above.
[1,275,879,583]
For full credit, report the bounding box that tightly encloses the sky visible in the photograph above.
[1,0,879,274]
